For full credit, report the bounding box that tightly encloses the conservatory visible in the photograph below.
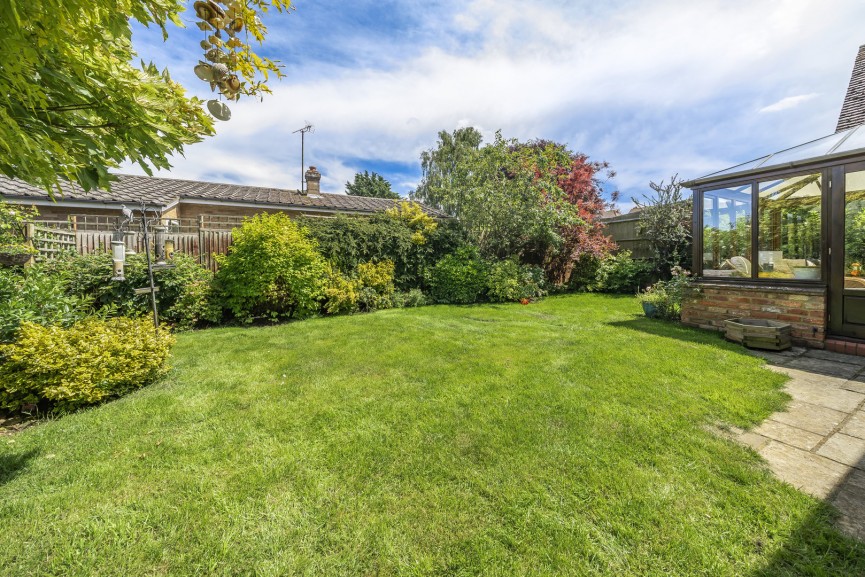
[682,124,865,350]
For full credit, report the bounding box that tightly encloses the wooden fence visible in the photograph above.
[24,216,237,271]
[600,212,652,260]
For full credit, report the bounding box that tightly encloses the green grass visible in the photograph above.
[1,294,863,576]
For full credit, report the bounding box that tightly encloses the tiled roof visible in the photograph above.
[0,174,447,217]
[837,45,865,132]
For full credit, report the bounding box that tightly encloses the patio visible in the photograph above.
[734,347,865,540]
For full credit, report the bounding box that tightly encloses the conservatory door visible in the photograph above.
[830,163,865,338]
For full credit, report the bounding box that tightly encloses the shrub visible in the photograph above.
[0,265,94,342]
[384,201,438,245]
[428,247,488,304]
[301,214,466,291]
[321,260,397,315]
[633,175,693,277]
[44,251,220,330]
[486,260,548,303]
[215,213,328,322]
[391,288,428,308]
[592,251,655,294]
[322,265,360,315]
[355,260,396,312]
[567,254,602,292]
[0,317,174,412]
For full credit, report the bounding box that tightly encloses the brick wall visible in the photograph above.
[681,281,827,348]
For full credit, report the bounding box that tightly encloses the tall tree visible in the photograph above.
[0,0,290,194]
[413,126,484,214]
[413,128,614,283]
[345,171,400,199]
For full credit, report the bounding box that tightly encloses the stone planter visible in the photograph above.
[724,318,792,351]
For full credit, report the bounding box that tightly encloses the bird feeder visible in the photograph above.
[111,231,126,281]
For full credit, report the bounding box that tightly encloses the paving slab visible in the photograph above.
[736,347,865,541]
[831,470,865,541]
[770,401,848,436]
[746,347,808,361]
[833,491,865,541]
[783,357,862,379]
[758,440,851,499]
[783,380,865,412]
[804,349,865,366]
[841,411,865,440]
[738,431,771,451]
[773,367,852,389]
[752,419,824,451]
[817,433,865,469]
[841,379,865,395]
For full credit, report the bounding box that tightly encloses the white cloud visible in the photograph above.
[123,0,865,200]
[759,93,820,113]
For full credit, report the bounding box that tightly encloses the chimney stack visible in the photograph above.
[836,45,865,132]
[304,166,321,195]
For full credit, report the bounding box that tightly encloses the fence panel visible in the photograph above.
[198,229,233,271]
[600,214,652,260]
[25,217,236,269]
[28,223,76,261]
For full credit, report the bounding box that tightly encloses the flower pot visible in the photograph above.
[642,301,658,318]
[0,252,32,267]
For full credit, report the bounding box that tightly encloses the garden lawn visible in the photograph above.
[1,294,864,576]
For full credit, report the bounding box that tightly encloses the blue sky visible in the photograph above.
[125,0,865,210]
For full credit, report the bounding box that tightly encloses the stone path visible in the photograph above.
[733,346,865,541]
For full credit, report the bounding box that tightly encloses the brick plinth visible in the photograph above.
[681,281,827,348]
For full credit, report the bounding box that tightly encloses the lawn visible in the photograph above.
[1,294,863,575]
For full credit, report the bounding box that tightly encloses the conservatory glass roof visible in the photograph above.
[689,124,865,186]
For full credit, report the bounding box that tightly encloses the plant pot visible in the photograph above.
[641,301,658,318]
[0,252,32,267]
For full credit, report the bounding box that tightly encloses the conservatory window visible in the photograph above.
[757,173,822,280]
[702,185,752,277]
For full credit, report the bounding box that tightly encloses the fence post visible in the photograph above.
[25,222,35,266]
[197,215,205,266]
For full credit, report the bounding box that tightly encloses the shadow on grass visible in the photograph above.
[607,316,733,348]
[0,449,38,486]
[749,466,865,576]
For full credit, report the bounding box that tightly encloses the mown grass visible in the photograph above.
[0,294,863,576]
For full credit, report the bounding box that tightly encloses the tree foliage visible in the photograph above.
[345,171,400,199]
[0,0,290,194]
[633,174,693,277]
[413,128,615,284]
[414,127,484,215]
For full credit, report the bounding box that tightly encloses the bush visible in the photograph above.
[301,214,466,291]
[355,260,396,312]
[567,254,602,292]
[0,265,94,342]
[322,260,397,315]
[44,251,220,330]
[592,251,655,294]
[428,247,488,304]
[486,260,548,303]
[391,288,428,308]
[0,317,174,412]
[216,213,328,322]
